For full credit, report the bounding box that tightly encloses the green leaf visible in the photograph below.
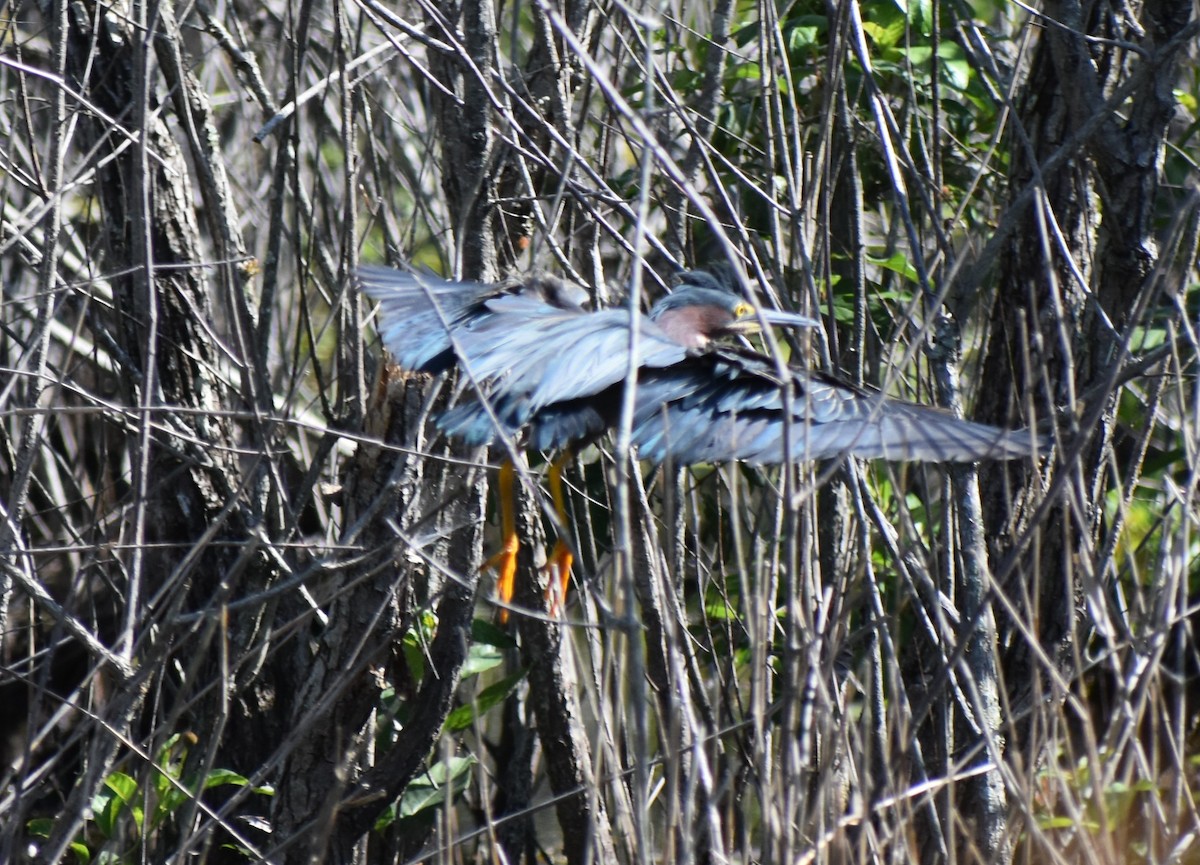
[861,19,904,49]
[788,25,821,53]
[907,0,933,33]
[104,771,138,802]
[732,21,759,47]
[861,2,907,49]
[445,669,528,731]
[937,44,972,91]
[1037,816,1077,829]
[29,817,91,861]
[155,784,190,824]
[672,68,703,92]
[160,730,198,761]
[880,0,930,30]
[93,772,138,837]
[460,641,505,679]
[866,252,919,283]
[892,43,973,91]
[396,755,478,819]
[470,618,517,649]
[704,597,738,620]
[1130,324,1167,351]
[373,803,398,832]
[728,61,761,81]
[203,768,252,790]
[401,610,438,685]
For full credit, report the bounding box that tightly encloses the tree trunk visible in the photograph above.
[976,0,1194,793]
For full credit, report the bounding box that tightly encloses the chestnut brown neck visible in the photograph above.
[655,305,733,348]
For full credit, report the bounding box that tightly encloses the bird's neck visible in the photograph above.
[655,308,712,349]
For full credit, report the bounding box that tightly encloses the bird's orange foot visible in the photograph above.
[483,534,519,624]
[543,540,574,616]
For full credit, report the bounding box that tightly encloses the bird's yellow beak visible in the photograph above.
[729,304,820,333]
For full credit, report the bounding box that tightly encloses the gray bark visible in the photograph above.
[977,0,1195,744]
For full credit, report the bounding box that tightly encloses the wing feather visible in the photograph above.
[359,268,586,373]
[443,308,687,445]
[632,348,1042,464]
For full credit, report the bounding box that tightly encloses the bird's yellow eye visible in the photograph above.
[734,303,753,318]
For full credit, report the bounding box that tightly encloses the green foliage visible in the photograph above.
[26,734,269,864]
[444,669,527,731]
[388,615,520,727]
[1031,754,1189,864]
[374,755,477,832]
[378,616,524,833]
[400,609,440,688]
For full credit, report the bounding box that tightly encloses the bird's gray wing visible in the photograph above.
[632,349,1044,464]
[359,267,587,373]
[358,267,502,372]
[439,308,688,446]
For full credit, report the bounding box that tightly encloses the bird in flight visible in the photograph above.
[360,264,1042,620]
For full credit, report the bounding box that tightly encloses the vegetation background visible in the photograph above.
[1,0,1197,862]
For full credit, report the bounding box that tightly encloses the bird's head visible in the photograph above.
[650,270,818,349]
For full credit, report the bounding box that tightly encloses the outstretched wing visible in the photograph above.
[359,267,500,372]
[632,348,1043,464]
[359,267,588,373]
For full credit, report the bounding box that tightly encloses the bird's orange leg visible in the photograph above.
[481,460,518,624]
[545,450,575,615]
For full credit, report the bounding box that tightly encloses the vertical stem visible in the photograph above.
[612,9,660,862]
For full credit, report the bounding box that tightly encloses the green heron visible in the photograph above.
[361,265,1041,620]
